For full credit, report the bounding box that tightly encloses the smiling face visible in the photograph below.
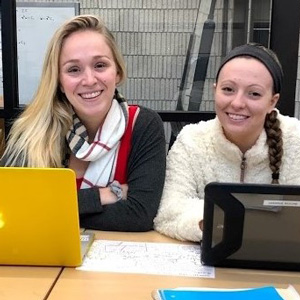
[59,30,120,128]
[214,57,279,152]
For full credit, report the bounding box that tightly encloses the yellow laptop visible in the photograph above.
[0,167,82,267]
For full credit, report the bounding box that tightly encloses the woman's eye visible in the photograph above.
[222,86,233,93]
[249,91,261,98]
[95,62,106,69]
[67,66,80,73]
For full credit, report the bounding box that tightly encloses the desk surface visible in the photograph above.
[0,266,62,300]
[48,231,300,300]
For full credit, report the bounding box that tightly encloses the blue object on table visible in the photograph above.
[157,286,284,300]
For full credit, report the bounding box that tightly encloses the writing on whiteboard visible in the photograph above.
[16,4,78,104]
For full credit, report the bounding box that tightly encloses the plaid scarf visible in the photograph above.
[66,90,128,189]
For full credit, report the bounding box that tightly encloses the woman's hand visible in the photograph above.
[199,220,203,231]
[99,187,119,205]
[99,183,128,205]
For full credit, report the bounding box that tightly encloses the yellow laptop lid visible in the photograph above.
[0,167,82,267]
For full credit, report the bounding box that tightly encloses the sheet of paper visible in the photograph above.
[77,240,215,278]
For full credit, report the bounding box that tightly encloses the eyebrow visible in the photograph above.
[60,55,111,67]
[220,79,265,87]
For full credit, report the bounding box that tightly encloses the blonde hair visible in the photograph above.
[3,15,126,167]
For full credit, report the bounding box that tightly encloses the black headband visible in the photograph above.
[216,44,283,93]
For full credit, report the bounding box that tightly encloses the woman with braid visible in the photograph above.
[0,15,166,231]
[154,43,300,241]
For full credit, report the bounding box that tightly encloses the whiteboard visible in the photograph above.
[16,2,79,105]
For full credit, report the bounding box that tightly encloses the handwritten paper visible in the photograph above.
[77,240,214,278]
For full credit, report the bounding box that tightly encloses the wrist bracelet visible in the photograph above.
[109,180,123,201]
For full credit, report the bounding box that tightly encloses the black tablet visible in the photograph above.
[201,182,300,271]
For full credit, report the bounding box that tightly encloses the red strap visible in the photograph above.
[114,105,139,184]
[76,177,83,190]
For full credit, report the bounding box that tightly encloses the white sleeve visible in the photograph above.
[154,133,204,242]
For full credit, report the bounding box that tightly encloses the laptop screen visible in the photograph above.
[201,182,300,271]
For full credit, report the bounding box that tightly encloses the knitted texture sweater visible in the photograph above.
[154,112,300,242]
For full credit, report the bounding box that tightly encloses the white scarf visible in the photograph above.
[66,98,128,189]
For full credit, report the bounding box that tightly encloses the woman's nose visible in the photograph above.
[231,92,246,108]
[82,69,97,85]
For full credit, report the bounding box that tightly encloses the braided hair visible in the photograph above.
[264,110,283,184]
[261,46,284,184]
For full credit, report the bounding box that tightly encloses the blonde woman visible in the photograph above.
[1,15,166,231]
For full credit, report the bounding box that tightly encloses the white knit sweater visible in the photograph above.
[154,112,300,242]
